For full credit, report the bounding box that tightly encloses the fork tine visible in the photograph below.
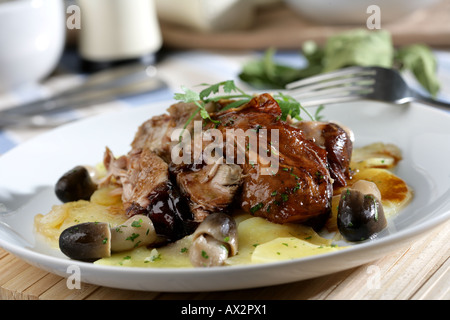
[292,83,374,100]
[288,76,375,95]
[299,95,365,108]
[285,66,376,90]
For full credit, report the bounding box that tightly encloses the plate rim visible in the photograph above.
[1,99,450,291]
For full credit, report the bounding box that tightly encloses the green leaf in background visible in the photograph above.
[395,44,440,97]
[239,48,305,89]
[239,29,440,97]
[323,29,394,72]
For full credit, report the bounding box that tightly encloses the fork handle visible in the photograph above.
[413,92,450,110]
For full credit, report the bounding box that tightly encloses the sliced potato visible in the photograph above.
[34,186,128,248]
[225,216,332,266]
[351,142,402,171]
[251,237,343,263]
[350,168,413,218]
[95,236,193,268]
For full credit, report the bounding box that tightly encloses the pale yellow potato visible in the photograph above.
[34,186,128,248]
[351,142,402,171]
[251,237,342,264]
[225,216,333,266]
[350,168,413,217]
[95,236,193,268]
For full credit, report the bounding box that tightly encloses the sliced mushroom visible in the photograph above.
[337,180,387,242]
[59,215,157,261]
[189,212,238,267]
[55,166,98,203]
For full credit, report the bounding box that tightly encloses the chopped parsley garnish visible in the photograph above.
[126,233,139,242]
[131,219,143,228]
[250,202,264,214]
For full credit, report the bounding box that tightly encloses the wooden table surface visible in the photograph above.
[1,219,448,300]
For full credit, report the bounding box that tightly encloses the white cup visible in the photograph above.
[0,0,66,93]
[78,0,162,63]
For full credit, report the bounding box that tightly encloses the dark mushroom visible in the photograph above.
[59,222,111,262]
[59,215,157,262]
[337,180,387,242]
[189,212,238,267]
[55,166,98,203]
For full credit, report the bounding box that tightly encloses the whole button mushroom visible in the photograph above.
[59,215,157,261]
[55,166,98,203]
[189,212,238,267]
[337,180,387,242]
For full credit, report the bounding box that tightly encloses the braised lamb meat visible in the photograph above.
[175,163,243,222]
[101,147,194,242]
[204,94,335,226]
[295,121,353,188]
[102,93,353,240]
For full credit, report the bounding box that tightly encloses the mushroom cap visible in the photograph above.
[55,166,98,203]
[337,188,387,242]
[59,222,111,262]
[351,180,382,201]
[189,212,238,267]
[189,235,229,267]
[193,212,238,255]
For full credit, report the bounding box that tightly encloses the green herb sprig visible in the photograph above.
[173,80,323,140]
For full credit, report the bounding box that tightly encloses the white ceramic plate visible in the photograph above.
[1,100,449,292]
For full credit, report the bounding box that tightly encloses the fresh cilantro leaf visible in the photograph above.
[174,80,321,138]
[314,105,325,121]
[277,101,300,121]
[274,92,317,121]
[173,86,200,103]
[223,80,238,93]
[199,80,240,100]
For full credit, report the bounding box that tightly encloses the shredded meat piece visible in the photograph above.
[98,146,128,190]
[121,148,169,210]
[101,147,194,241]
[131,114,172,162]
[176,163,243,222]
[295,121,353,188]
[131,102,217,162]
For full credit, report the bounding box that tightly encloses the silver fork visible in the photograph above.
[285,66,450,109]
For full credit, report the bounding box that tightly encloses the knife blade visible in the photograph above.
[0,63,166,128]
